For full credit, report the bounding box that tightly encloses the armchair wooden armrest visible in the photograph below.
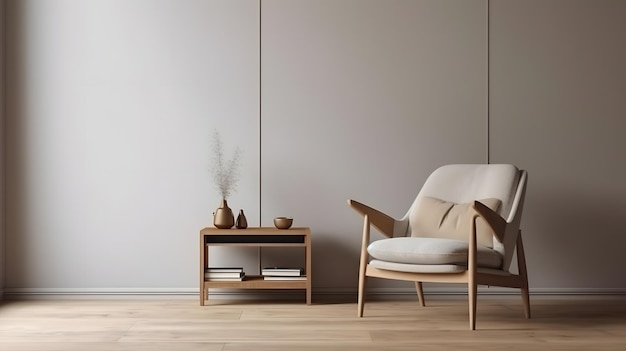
[473,200,507,243]
[348,199,395,238]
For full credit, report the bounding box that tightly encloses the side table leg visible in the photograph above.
[306,230,312,305]
[200,234,207,306]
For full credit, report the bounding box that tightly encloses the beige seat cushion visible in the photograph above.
[367,237,502,268]
[410,197,501,248]
[369,259,466,273]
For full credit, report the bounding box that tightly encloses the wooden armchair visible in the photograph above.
[348,164,529,330]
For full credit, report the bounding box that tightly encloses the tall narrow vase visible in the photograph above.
[213,198,234,229]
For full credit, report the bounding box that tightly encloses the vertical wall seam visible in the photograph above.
[258,0,262,225]
[257,0,263,272]
[486,0,490,164]
[0,0,6,297]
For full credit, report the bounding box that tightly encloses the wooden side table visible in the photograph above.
[199,227,312,305]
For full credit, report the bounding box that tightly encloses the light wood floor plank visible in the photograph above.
[0,342,225,351]
[0,318,134,342]
[120,320,371,343]
[1,297,625,350]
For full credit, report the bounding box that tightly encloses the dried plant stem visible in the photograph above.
[210,130,241,199]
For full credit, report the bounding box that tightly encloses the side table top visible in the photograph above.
[200,227,310,236]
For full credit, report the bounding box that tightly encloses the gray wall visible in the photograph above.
[3,0,625,296]
[261,0,487,292]
[490,0,626,292]
[0,0,5,298]
[4,0,261,293]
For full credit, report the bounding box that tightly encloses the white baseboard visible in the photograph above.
[3,287,626,300]
[2,287,198,296]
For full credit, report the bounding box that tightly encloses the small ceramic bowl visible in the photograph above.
[273,217,293,229]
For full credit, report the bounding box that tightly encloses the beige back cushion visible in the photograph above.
[410,197,501,248]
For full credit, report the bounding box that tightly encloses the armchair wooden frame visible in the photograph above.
[349,197,530,330]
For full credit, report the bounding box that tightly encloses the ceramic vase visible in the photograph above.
[236,209,248,229]
[213,198,234,229]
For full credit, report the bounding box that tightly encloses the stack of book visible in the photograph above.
[262,267,306,281]
[204,267,245,281]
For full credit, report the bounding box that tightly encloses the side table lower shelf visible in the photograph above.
[204,276,308,289]
[200,227,312,305]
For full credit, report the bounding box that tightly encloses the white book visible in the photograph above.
[263,267,302,271]
[206,276,245,281]
[262,268,303,276]
[204,267,243,273]
[263,276,307,281]
[205,272,245,279]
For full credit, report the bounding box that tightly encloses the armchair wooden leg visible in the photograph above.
[468,279,477,330]
[357,273,366,317]
[468,217,478,330]
[415,282,425,307]
[517,231,531,319]
[357,215,371,317]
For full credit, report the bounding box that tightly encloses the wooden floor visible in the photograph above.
[1,296,626,350]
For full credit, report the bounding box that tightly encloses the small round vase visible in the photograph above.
[213,198,234,229]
